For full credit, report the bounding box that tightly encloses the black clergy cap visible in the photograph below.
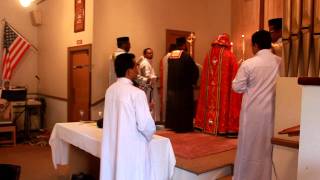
[117,36,129,44]
[176,37,187,47]
[268,18,282,30]
[176,37,186,44]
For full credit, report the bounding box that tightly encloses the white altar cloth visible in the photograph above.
[49,122,176,180]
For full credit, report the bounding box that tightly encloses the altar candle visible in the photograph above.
[241,35,245,59]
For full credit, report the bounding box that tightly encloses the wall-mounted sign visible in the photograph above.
[74,0,85,33]
[76,39,83,45]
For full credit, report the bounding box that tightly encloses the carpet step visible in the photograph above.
[217,175,232,180]
[156,130,237,174]
[175,150,235,174]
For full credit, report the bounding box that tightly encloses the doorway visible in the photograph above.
[67,44,92,122]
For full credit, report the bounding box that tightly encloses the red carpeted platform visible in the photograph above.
[156,130,237,174]
[156,130,237,159]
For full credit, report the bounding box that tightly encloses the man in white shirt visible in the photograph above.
[137,48,157,81]
[108,37,131,87]
[100,53,156,180]
[136,48,158,120]
[136,48,157,100]
[232,30,280,180]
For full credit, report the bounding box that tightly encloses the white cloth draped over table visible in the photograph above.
[49,122,176,180]
[49,122,102,167]
[232,49,280,180]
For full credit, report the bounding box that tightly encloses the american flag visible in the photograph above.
[2,23,30,80]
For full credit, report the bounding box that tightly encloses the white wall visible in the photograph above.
[274,77,301,141]
[272,77,301,180]
[298,86,320,179]
[92,0,232,102]
[45,98,68,128]
[1,0,231,127]
[272,145,298,180]
[37,0,93,126]
[38,0,93,98]
[0,0,38,93]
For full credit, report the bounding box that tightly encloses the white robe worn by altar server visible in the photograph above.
[108,48,126,87]
[232,49,280,180]
[100,78,156,180]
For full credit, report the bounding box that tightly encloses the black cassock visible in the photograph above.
[165,50,199,132]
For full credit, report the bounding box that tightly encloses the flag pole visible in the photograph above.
[4,20,39,52]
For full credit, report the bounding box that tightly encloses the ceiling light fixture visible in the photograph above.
[19,0,34,7]
[19,0,46,7]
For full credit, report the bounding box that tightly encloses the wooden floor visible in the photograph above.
[0,143,67,180]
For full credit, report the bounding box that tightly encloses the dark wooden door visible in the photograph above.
[68,44,91,122]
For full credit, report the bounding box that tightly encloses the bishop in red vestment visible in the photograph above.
[195,33,242,135]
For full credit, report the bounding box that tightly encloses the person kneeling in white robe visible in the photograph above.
[100,53,156,180]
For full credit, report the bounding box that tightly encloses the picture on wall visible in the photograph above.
[74,0,85,32]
